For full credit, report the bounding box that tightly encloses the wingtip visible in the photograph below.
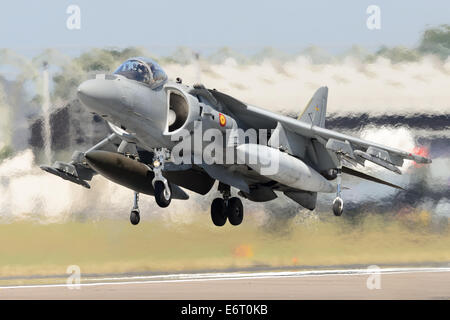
[409,153,432,164]
[417,156,432,164]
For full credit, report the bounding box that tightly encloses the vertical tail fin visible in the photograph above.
[297,86,328,128]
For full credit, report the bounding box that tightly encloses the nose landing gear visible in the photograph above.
[210,183,244,226]
[154,180,172,208]
[152,148,172,208]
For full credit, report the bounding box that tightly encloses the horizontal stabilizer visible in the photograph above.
[354,149,402,174]
[342,166,404,190]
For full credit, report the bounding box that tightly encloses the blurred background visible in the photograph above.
[0,0,449,279]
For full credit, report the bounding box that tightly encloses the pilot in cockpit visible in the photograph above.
[114,58,167,89]
[135,63,150,83]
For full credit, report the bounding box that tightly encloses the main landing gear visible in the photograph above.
[211,183,244,226]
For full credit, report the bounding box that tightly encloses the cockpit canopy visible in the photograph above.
[114,57,167,89]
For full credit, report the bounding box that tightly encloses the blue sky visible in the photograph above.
[1,0,449,56]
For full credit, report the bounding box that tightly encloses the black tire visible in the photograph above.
[227,197,244,226]
[332,198,343,216]
[211,198,227,226]
[154,181,171,208]
[130,210,140,225]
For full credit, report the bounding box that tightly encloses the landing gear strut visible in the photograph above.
[152,148,172,208]
[211,183,244,226]
[130,191,140,225]
[332,156,344,216]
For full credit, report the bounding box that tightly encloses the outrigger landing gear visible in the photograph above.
[332,156,344,216]
[130,191,140,225]
[152,148,172,208]
[211,183,244,226]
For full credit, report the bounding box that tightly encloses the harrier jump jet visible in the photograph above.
[41,57,431,226]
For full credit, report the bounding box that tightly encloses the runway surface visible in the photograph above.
[0,267,449,299]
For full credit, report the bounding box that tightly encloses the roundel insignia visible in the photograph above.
[219,113,226,127]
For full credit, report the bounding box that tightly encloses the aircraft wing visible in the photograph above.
[245,104,431,168]
[39,133,118,189]
[208,89,431,176]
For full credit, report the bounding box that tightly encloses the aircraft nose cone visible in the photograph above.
[77,79,121,114]
[77,80,97,102]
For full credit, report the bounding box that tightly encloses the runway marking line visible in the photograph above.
[1,267,449,290]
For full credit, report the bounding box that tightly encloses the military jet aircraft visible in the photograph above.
[41,57,432,226]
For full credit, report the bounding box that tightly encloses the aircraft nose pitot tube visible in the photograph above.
[236,144,336,193]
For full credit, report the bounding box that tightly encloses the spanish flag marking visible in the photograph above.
[219,113,226,127]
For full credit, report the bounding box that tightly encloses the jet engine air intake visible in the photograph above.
[168,91,189,132]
